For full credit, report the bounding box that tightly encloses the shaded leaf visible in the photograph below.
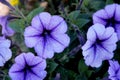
[47,61,58,73]
[106,0,114,5]
[73,18,90,28]
[27,7,44,23]
[68,10,80,21]
[8,19,25,33]
[78,59,88,74]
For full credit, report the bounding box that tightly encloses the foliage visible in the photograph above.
[0,0,119,80]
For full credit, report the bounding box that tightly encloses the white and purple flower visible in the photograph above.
[24,12,70,59]
[0,16,14,36]
[0,36,12,66]
[9,52,47,80]
[82,23,118,67]
[93,4,120,40]
[108,60,120,80]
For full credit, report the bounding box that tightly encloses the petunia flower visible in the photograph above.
[82,23,118,67]
[24,12,70,59]
[93,4,120,40]
[0,36,12,66]
[9,52,47,80]
[0,16,14,36]
[108,60,120,80]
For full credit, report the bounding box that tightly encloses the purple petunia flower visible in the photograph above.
[0,16,14,36]
[93,4,120,40]
[82,23,118,67]
[0,36,12,66]
[24,12,70,59]
[108,60,120,80]
[9,52,47,80]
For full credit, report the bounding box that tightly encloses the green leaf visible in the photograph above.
[68,11,90,28]
[90,1,105,10]
[106,0,114,5]
[11,33,29,52]
[73,18,90,28]
[47,61,58,73]
[27,7,44,23]
[56,67,77,80]
[75,75,87,80]
[4,75,11,80]
[68,10,80,21]
[8,19,25,33]
[78,59,88,74]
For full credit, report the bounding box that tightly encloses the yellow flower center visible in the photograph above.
[8,0,19,6]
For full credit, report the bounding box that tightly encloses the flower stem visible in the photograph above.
[76,0,83,10]
[14,6,27,21]
[68,44,82,57]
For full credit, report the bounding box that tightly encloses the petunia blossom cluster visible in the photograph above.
[2,1,120,80]
[0,1,14,67]
[93,4,120,40]
[9,12,70,80]
[82,3,120,68]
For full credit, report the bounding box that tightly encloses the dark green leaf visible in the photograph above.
[90,1,105,10]
[106,0,114,5]
[47,61,58,73]
[78,59,88,74]
[68,10,80,21]
[4,75,11,80]
[27,7,44,23]
[75,75,87,80]
[56,67,78,80]
[8,19,25,33]
[73,18,90,28]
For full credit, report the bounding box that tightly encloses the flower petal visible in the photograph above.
[83,47,95,66]
[101,33,118,45]
[115,24,120,40]
[39,12,51,29]
[9,72,24,80]
[0,56,5,66]
[31,59,46,71]
[15,53,26,67]
[35,36,54,59]
[48,36,65,53]
[0,48,12,62]
[24,36,40,48]
[48,15,63,30]
[88,24,106,40]
[9,64,24,73]
[24,52,35,65]
[29,71,46,80]
[115,4,120,21]
[0,39,11,48]
[93,10,108,25]
[31,15,43,32]
[51,21,67,34]
[93,9,108,19]
[105,4,116,18]
[100,27,114,40]
[87,26,96,42]
[82,40,94,52]
[24,26,41,37]
[0,16,14,36]
[50,34,70,48]
[2,25,15,36]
